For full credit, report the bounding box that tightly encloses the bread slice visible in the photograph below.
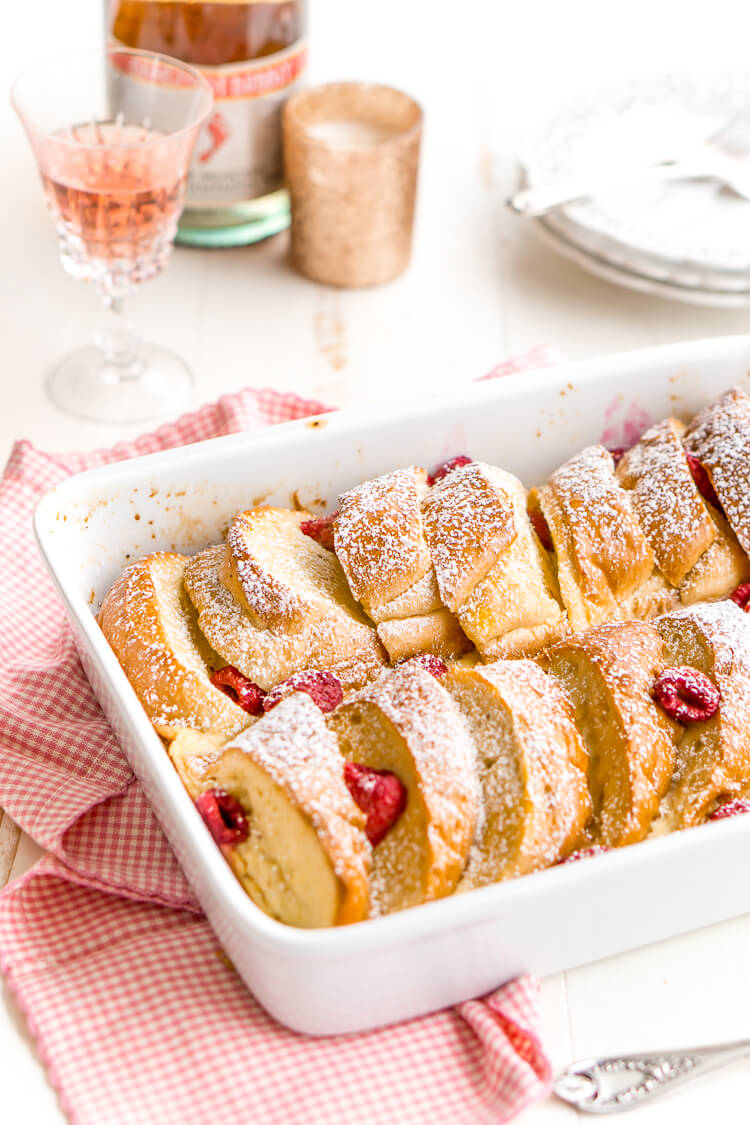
[371,571,472,662]
[201,693,371,928]
[544,621,679,847]
[334,468,470,660]
[614,415,750,605]
[328,663,479,915]
[616,417,717,585]
[654,601,750,830]
[618,572,679,622]
[184,535,386,691]
[424,462,566,658]
[224,507,354,634]
[683,387,750,557]
[98,552,251,742]
[537,445,656,631]
[334,466,433,611]
[422,461,517,611]
[678,507,750,606]
[443,659,590,887]
[168,728,226,798]
[359,568,439,622]
[375,608,472,662]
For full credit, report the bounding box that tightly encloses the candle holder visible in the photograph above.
[283,82,422,287]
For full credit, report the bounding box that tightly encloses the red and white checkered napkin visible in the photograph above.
[0,350,559,1125]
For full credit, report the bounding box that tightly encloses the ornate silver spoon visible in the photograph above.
[554,1040,750,1113]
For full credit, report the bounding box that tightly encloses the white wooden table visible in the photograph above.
[5,1,750,1119]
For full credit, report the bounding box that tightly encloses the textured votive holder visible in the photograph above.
[283,82,422,287]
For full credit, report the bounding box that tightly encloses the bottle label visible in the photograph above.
[187,40,307,207]
[110,39,307,208]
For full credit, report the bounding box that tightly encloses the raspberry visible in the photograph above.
[529,507,553,551]
[195,789,249,847]
[652,666,720,723]
[709,797,750,821]
[685,453,720,508]
[210,666,266,715]
[300,512,338,552]
[396,653,447,678]
[557,845,611,865]
[343,761,407,846]
[427,455,473,486]
[730,583,750,611]
[263,669,343,714]
[608,446,629,466]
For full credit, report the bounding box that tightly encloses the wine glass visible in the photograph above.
[11,48,213,424]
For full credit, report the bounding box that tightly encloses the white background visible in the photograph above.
[4,0,750,1120]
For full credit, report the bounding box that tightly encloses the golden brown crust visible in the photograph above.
[334,467,432,608]
[539,445,655,631]
[678,507,750,605]
[454,469,566,655]
[544,621,679,847]
[417,462,565,658]
[683,387,750,557]
[329,664,479,914]
[208,694,371,927]
[184,544,386,691]
[224,508,335,634]
[422,462,517,612]
[335,469,474,662]
[444,659,591,886]
[99,552,251,742]
[611,571,679,624]
[375,608,472,663]
[168,728,226,798]
[364,568,443,624]
[654,601,750,829]
[616,418,717,585]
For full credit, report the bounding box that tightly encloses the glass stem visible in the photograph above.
[95,293,144,381]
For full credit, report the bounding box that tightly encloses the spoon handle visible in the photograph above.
[506,159,707,218]
[553,1039,750,1114]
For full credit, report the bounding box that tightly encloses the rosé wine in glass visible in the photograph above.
[41,120,188,290]
[12,49,212,423]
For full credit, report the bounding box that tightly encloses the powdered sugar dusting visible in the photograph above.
[226,695,360,841]
[99,552,249,740]
[546,620,678,846]
[447,661,590,887]
[226,508,357,635]
[336,663,480,914]
[655,599,750,828]
[221,693,371,903]
[226,511,317,631]
[684,387,750,556]
[334,467,432,607]
[184,545,384,691]
[660,598,750,672]
[617,419,716,586]
[457,471,565,653]
[546,444,654,600]
[422,462,517,612]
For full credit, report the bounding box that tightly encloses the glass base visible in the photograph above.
[46,342,194,424]
[56,218,176,293]
[175,189,290,248]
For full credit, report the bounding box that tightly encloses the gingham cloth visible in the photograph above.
[0,348,560,1125]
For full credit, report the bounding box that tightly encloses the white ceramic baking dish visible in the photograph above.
[33,334,750,1036]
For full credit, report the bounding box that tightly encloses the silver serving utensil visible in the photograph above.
[508,112,750,217]
[554,1039,750,1113]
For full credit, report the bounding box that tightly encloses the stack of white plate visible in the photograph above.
[518,75,750,306]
